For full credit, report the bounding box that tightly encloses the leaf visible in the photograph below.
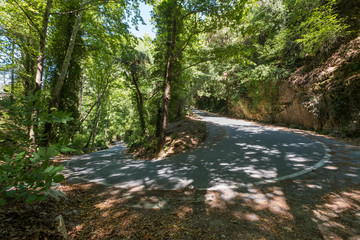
[53,174,65,183]
[37,195,47,202]
[60,146,75,153]
[46,145,59,158]
[44,165,55,174]
[33,152,41,160]
[25,194,37,204]
[45,178,52,189]
[0,199,6,206]
[14,151,26,161]
[6,190,16,198]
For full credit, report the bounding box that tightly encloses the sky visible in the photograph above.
[129,3,156,39]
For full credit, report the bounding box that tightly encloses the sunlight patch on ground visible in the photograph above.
[240,186,293,219]
[286,153,309,162]
[305,184,323,189]
[312,189,360,239]
[204,185,293,220]
[233,211,260,221]
[229,165,278,179]
[175,206,193,218]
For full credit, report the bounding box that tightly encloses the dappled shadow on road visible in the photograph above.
[66,113,326,190]
[62,110,360,239]
[66,120,327,191]
[62,142,360,239]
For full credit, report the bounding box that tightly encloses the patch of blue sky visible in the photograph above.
[129,3,156,39]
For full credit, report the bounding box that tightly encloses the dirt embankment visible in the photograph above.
[229,35,360,138]
[130,117,207,159]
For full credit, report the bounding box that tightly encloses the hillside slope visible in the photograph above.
[229,35,360,137]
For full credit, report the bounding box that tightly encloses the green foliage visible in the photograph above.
[296,0,349,56]
[0,0,357,189]
[0,95,72,206]
[192,0,352,122]
[0,146,65,206]
[0,94,72,147]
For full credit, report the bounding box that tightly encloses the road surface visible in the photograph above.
[64,110,360,191]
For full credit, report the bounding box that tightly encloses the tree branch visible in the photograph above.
[177,57,215,73]
[12,0,40,35]
[50,0,112,15]
[174,15,198,57]
[80,73,112,124]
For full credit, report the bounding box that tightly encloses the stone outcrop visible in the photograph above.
[229,35,360,137]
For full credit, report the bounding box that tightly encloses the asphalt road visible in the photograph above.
[64,110,360,191]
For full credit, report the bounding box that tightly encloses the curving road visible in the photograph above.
[64,110,358,190]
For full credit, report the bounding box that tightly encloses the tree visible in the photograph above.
[29,0,53,144]
[152,0,247,152]
[0,0,145,204]
[121,48,151,136]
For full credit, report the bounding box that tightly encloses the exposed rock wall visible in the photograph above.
[229,35,360,137]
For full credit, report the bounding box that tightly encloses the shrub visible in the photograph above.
[296,0,349,56]
[0,94,73,205]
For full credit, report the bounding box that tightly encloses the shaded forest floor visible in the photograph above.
[131,117,207,159]
[1,180,360,239]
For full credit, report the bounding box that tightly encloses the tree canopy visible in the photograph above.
[1,0,357,205]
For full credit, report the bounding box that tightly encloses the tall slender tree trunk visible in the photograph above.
[78,80,83,115]
[11,40,15,101]
[45,0,86,145]
[91,103,102,149]
[131,72,147,136]
[84,100,101,149]
[29,0,53,144]
[52,0,86,107]
[104,98,111,143]
[21,36,35,97]
[157,7,178,152]
[104,117,108,144]
[34,0,52,94]
[22,48,31,96]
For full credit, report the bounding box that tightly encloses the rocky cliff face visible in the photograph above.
[229,35,360,137]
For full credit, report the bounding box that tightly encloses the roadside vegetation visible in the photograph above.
[0,0,359,235]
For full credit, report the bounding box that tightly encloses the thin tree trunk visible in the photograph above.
[29,0,53,144]
[157,5,178,152]
[22,47,31,96]
[11,40,15,101]
[90,101,102,149]
[34,0,52,94]
[78,80,83,115]
[85,105,99,148]
[21,37,34,97]
[52,0,86,107]
[84,131,93,149]
[45,0,86,145]
[104,118,108,144]
[104,98,110,143]
[84,97,102,149]
[69,79,83,142]
[80,76,110,124]
[131,71,147,136]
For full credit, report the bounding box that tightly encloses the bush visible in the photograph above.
[296,0,349,56]
[0,94,73,205]
[0,145,67,206]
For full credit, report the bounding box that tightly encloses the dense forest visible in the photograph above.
[0,0,359,205]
